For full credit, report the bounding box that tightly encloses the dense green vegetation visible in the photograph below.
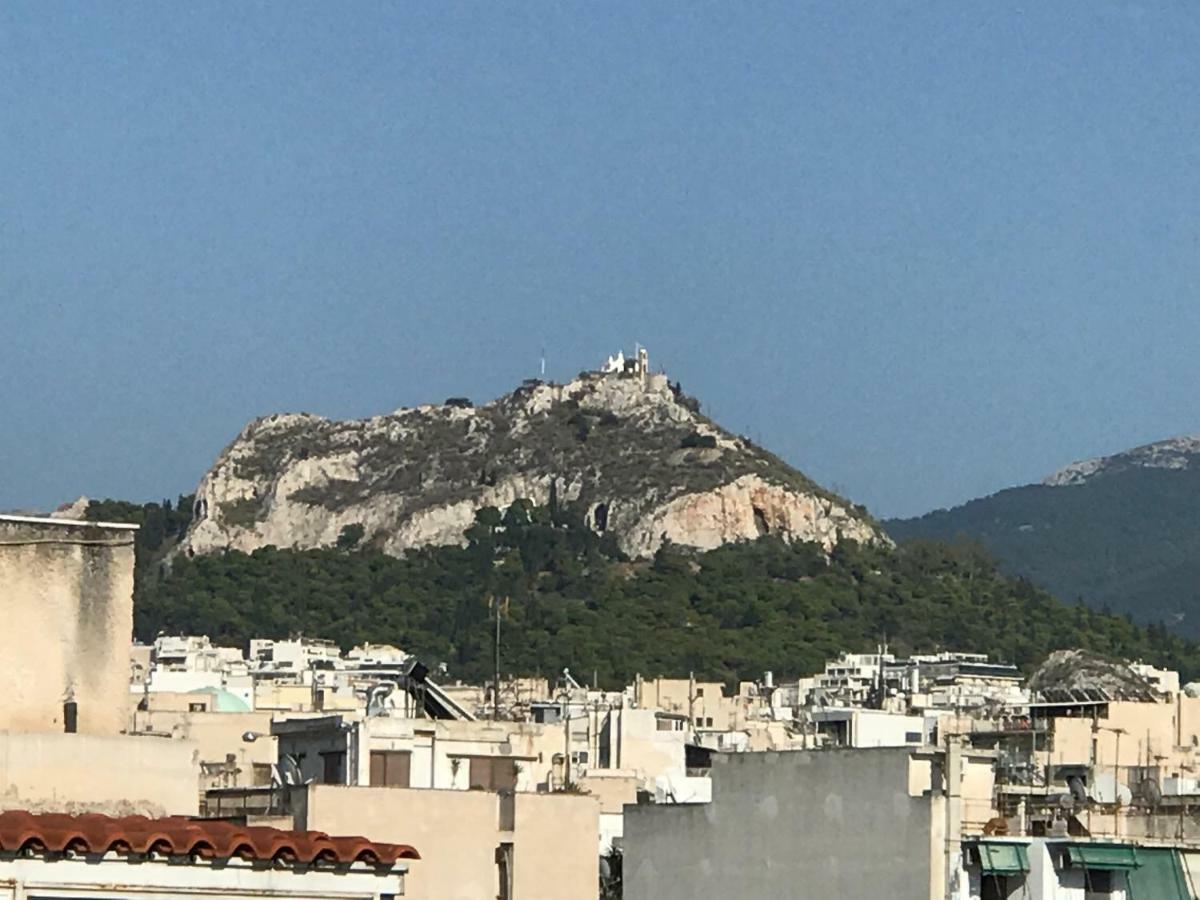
[87,495,195,578]
[97,497,1200,686]
[887,467,1200,638]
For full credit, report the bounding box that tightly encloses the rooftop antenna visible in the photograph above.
[540,345,546,377]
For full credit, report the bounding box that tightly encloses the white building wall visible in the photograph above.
[852,710,927,747]
[0,855,404,898]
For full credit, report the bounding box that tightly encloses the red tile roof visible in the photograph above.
[0,811,418,866]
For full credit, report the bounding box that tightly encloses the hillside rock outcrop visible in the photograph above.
[182,362,883,560]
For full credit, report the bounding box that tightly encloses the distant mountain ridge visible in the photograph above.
[1044,435,1200,486]
[888,433,1200,636]
[182,353,883,561]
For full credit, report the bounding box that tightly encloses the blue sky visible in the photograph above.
[3,3,1199,518]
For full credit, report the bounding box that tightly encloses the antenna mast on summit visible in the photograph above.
[540,345,546,377]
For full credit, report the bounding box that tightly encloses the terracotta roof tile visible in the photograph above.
[0,811,418,866]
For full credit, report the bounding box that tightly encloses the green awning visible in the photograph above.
[977,843,1030,875]
[1126,848,1189,900]
[1067,844,1140,870]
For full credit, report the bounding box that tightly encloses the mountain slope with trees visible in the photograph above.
[888,455,1200,637]
[102,497,1200,686]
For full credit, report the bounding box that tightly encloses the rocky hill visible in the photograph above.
[888,434,1200,636]
[1044,435,1200,486]
[183,360,882,560]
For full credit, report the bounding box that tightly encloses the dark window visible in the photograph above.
[656,718,673,732]
[188,702,207,712]
[370,751,412,788]
[320,751,346,785]
[468,756,518,792]
[496,843,514,900]
[980,875,1007,900]
[705,717,713,727]
[63,700,78,734]
[905,731,922,743]
[1084,869,1118,892]
[695,688,704,697]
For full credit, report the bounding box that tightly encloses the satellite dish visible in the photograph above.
[366,682,396,717]
[277,754,304,786]
[1138,778,1163,807]
[1088,773,1133,806]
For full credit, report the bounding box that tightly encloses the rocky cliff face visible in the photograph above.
[1044,435,1200,486]
[182,368,883,559]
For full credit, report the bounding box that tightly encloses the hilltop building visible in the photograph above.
[600,346,649,379]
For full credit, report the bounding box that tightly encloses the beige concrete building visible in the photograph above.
[0,513,201,818]
[0,731,199,816]
[129,705,278,789]
[970,689,1200,845]
[272,714,565,792]
[297,784,598,900]
[0,515,137,735]
[633,676,759,732]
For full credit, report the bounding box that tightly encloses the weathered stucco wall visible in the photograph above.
[129,708,277,785]
[0,732,199,816]
[0,516,136,735]
[300,784,599,900]
[624,748,935,900]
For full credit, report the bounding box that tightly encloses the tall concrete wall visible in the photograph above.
[624,748,935,900]
[299,784,599,900]
[0,516,136,735]
[0,732,199,816]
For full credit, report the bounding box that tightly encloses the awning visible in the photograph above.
[1127,848,1189,900]
[1067,844,1140,870]
[976,842,1030,875]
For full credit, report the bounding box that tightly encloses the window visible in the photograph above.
[188,702,207,712]
[980,875,1003,900]
[320,751,346,785]
[905,731,922,743]
[695,688,705,697]
[656,718,674,732]
[370,751,412,788]
[496,843,514,900]
[1084,869,1117,892]
[705,717,713,727]
[467,756,518,792]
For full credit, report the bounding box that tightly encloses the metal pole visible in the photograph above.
[688,671,696,741]
[494,599,501,722]
[1114,729,1122,838]
[564,702,571,788]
